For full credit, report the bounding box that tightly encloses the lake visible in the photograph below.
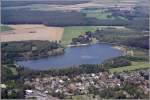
[17,43,123,70]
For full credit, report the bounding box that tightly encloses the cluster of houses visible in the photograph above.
[24,69,149,99]
[71,32,93,45]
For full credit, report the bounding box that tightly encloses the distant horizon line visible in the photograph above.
[2,0,91,1]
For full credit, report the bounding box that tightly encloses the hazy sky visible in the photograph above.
[2,0,91,1]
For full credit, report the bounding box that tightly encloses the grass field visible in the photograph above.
[86,11,113,20]
[85,10,125,20]
[61,26,104,45]
[109,62,149,73]
[0,25,13,32]
[80,8,113,20]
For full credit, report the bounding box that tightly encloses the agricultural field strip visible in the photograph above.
[1,24,145,47]
[0,25,131,44]
[0,25,64,42]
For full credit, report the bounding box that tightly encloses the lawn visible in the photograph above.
[109,62,149,73]
[61,26,103,45]
[0,25,13,32]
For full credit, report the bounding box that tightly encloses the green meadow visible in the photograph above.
[109,62,149,73]
[61,26,104,45]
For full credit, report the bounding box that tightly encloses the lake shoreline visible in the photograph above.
[14,42,124,65]
[67,42,126,53]
[17,43,123,70]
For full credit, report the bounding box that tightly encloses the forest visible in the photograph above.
[1,40,64,64]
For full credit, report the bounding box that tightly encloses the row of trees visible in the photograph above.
[123,36,149,49]
[102,56,131,68]
[16,56,137,78]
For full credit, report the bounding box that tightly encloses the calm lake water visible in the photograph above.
[17,43,123,70]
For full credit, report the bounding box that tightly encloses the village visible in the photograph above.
[24,69,149,99]
[1,0,149,99]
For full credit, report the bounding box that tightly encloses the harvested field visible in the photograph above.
[0,24,64,42]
